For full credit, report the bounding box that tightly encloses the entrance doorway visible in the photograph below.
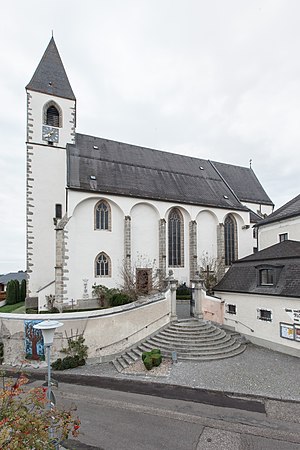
[136,269,152,294]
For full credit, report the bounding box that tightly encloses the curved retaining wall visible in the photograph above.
[0,291,172,365]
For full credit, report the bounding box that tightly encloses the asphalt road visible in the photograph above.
[52,382,300,450]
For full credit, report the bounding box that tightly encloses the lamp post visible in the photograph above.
[33,319,63,444]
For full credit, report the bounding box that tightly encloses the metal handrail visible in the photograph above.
[97,312,171,351]
[224,317,254,332]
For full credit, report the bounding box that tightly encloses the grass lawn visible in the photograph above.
[0,302,25,313]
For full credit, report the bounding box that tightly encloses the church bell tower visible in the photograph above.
[25,37,76,301]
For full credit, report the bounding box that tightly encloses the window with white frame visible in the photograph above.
[257,308,272,322]
[226,303,236,315]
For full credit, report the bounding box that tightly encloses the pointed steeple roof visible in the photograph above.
[26,37,75,100]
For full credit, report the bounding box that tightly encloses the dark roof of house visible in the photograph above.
[67,133,269,210]
[26,37,75,100]
[256,194,300,227]
[0,271,27,285]
[214,240,300,298]
[212,161,274,206]
[249,210,263,224]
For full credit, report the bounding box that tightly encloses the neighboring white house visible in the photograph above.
[25,37,273,311]
[214,240,300,358]
[257,194,300,250]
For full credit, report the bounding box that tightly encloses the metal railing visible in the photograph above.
[97,312,171,351]
[224,317,254,332]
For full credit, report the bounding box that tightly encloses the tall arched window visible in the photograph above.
[95,252,111,277]
[224,215,237,266]
[168,208,184,267]
[95,200,111,230]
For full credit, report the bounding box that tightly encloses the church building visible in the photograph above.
[25,38,273,310]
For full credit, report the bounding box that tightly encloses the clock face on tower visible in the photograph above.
[42,125,59,143]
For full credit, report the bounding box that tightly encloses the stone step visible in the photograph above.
[149,334,232,348]
[147,338,238,353]
[169,323,214,331]
[176,344,247,361]
[139,339,239,356]
[159,341,243,358]
[159,328,225,339]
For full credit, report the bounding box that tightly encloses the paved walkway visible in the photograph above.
[67,343,300,401]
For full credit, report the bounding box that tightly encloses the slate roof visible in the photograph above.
[256,193,300,227]
[26,37,75,100]
[212,161,273,206]
[67,133,270,210]
[0,271,27,285]
[214,240,300,298]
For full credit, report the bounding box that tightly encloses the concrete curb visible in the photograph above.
[6,368,267,413]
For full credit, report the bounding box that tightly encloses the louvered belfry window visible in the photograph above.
[46,105,60,127]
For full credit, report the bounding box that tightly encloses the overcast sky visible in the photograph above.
[1,0,299,273]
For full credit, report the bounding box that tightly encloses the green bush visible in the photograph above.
[150,348,161,355]
[52,334,88,371]
[142,351,151,362]
[142,348,162,370]
[176,283,191,299]
[152,354,162,367]
[51,355,86,371]
[6,281,16,305]
[110,292,131,307]
[20,279,27,302]
[143,356,153,371]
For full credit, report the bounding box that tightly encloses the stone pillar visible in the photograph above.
[159,219,166,286]
[191,273,205,320]
[189,220,197,282]
[124,216,131,274]
[217,223,225,280]
[167,270,178,321]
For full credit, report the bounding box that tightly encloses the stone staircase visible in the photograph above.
[113,318,247,372]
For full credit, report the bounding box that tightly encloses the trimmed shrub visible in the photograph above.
[142,351,151,362]
[152,353,162,367]
[142,348,163,370]
[110,292,131,307]
[143,356,153,371]
[150,348,161,355]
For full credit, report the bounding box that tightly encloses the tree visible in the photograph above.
[198,253,223,295]
[20,279,26,303]
[0,371,80,449]
[14,280,20,303]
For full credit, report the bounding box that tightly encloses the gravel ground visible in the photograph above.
[67,343,300,401]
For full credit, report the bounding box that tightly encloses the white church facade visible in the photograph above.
[25,38,274,311]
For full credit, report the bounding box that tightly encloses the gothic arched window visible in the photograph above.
[168,208,184,267]
[95,200,111,230]
[224,214,237,266]
[95,252,111,277]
